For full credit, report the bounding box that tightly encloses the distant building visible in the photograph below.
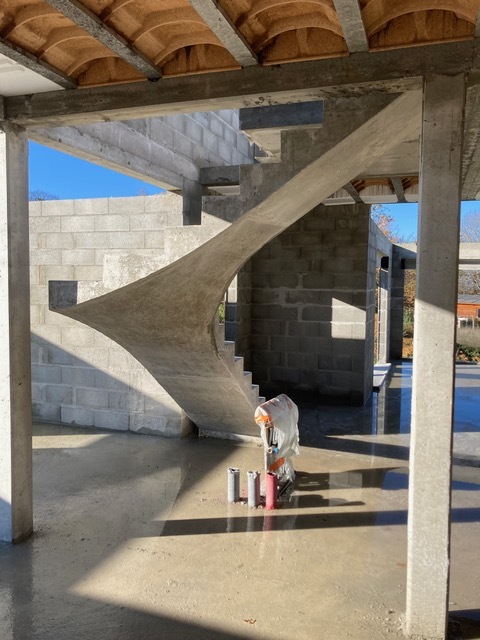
[457,294,480,323]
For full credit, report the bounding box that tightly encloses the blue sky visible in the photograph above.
[29,141,162,199]
[29,141,480,239]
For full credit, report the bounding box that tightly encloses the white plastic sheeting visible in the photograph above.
[254,394,300,483]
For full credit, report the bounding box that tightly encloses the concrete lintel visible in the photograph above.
[5,40,474,128]
[406,73,466,640]
[30,123,197,190]
[239,101,324,131]
[44,0,162,79]
[199,165,240,187]
[0,126,33,543]
[188,0,257,67]
[0,36,75,89]
[332,0,369,52]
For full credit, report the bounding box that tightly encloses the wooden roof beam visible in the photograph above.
[332,0,369,53]
[44,0,162,79]
[0,36,76,89]
[187,0,257,67]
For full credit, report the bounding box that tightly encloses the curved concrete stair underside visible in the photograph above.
[50,92,421,437]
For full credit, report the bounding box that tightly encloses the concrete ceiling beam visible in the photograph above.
[0,36,75,89]
[4,40,473,128]
[332,0,369,52]
[44,0,162,79]
[390,176,407,203]
[343,181,364,204]
[187,0,257,67]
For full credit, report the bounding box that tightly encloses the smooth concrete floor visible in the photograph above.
[1,362,480,640]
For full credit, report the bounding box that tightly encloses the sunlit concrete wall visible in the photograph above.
[29,193,191,437]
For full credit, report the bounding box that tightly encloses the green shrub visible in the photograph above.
[403,308,414,338]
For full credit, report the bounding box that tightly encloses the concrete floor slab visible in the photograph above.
[1,390,479,639]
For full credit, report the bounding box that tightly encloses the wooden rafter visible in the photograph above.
[43,0,162,79]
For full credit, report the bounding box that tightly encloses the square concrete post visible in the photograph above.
[389,246,406,360]
[406,74,465,639]
[376,259,390,364]
[0,125,33,542]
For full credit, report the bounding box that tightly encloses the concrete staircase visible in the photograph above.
[49,92,421,438]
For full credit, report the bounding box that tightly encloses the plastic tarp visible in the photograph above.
[254,394,300,483]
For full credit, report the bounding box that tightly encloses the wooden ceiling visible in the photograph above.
[0,0,479,89]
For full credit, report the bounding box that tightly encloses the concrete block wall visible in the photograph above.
[30,193,192,437]
[247,203,375,405]
[127,109,254,169]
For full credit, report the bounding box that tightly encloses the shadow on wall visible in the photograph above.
[30,333,189,437]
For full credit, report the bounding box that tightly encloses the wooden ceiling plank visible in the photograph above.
[43,0,162,79]
[332,0,369,52]
[4,39,475,128]
[0,35,76,88]
[391,175,407,203]
[187,0,257,67]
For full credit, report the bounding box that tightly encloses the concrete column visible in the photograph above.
[0,124,33,542]
[389,246,405,360]
[406,74,466,639]
[182,178,202,225]
[376,257,390,364]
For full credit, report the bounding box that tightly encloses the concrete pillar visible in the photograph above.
[376,257,390,364]
[0,124,33,542]
[389,246,405,360]
[406,74,466,639]
[182,178,202,225]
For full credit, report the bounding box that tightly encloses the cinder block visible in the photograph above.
[61,326,95,347]
[46,384,74,404]
[32,383,46,402]
[61,366,95,388]
[30,216,61,233]
[288,352,317,370]
[40,265,75,285]
[74,198,109,215]
[130,413,168,435]
[129,213,167,230]
[61,249,95,266]
[61,406,94,426]
[30,249,62,266]
[108,390,144,412]
[108,196,145,214]
[32,364,62,384]
[270,367,300,384]
[94,409,129,431]
[73,266,103,281]
[30,305,44,325]
[46,345,77,366]
[31,324,62,344]
[33,402,61,422]
[61,216,95,232]
[41,199,74,216]
[94,370,130,392]
[301,306,332,322]
[94,215,130,232]
[76,387,109,408]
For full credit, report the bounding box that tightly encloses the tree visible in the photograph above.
[29,190,59,201]
[460,210,480,243]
